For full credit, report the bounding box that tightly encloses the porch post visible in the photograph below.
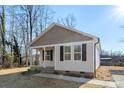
[39,49,42,66]
[54,46,56,69]
[29,48,32,67]
[55,46,56,62]
[43,47,46,68]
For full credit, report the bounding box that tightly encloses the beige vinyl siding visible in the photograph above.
[31,25,92,47]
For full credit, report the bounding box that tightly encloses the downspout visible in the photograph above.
[94,38,100,78]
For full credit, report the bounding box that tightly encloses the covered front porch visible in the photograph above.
[31,45,57,68]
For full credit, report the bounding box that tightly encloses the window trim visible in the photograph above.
[62,43,86,62]
[74,45,82,61]
[64,46,71,61]
[45,50,52,61]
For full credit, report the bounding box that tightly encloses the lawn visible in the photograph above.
[0,73,81,88]
[0,72,106,88]
[1,66,123,88]
[0,67,106,88]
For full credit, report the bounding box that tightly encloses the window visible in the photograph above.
[64,46,71,60]
[45,50,51,61]
[61,44,86,61]
[74,45,81,60]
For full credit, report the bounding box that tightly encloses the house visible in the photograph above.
[29,23,101,74]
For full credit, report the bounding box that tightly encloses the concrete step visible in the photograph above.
[40,67,54,74]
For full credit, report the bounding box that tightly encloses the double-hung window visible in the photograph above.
[62,44,86,61]
[45,50,51,61]
[64,46,71,60]
[74,45,81,60]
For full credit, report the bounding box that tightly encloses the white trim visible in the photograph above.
[39,50,42,66]
[74,44,82,61]
[54,46,56,69]
[29,48,32,67]
[92,43,95,72]
[54,47,56,63]
[60,44,85,62]
[71,44,73,61]
[45,50,51,61]
[43,47,46,68]
[63,46,71,61]
[29,22,98,46]
[30,41,93,49]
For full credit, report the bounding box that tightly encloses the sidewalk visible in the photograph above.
[33,73,116,88]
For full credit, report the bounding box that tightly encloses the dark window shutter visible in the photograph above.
[60,46,63,61]
[50,50,53,61]
[42,50,44,61]
[82,44,86,61]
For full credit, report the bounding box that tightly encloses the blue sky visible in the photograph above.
[50,5,124,52]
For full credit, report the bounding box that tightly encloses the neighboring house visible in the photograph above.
[30,23,101,74]
[100,57,112,66]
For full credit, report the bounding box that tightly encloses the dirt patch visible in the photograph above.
[110,66,124,71]
[0,67,28,75]
[95,66,112,81]
[79,83,106,88]
[95,66,124,81]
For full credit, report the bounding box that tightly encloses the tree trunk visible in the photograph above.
[0,6,6,66]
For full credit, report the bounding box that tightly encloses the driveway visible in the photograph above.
[111,70,124,88]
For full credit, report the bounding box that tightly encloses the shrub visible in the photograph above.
[3,53,13,68]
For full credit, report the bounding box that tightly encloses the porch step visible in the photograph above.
[40,67,54,74]
[30,66,54,74]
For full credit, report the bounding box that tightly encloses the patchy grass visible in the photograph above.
[1,66,123,88]
[0,67,106,88]
[0,72,106,88]
[0,73,81,88]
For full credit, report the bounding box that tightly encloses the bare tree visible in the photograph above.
[9,6,15,67]
[0,6,6,66]
[57,14,76,28]
[0,5,55,67]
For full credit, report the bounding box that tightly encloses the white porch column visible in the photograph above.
[54,46,56,69]
[43,47,46,68]
[39,49,42,66]
[71,45,74,61]
[29,48,32,67]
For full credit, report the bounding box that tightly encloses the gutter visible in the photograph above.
[94,38,100,78]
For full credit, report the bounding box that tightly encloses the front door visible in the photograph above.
[41,48,54,67]
[42,49,53,61]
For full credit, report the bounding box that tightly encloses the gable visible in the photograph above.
[30,25,93,47]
